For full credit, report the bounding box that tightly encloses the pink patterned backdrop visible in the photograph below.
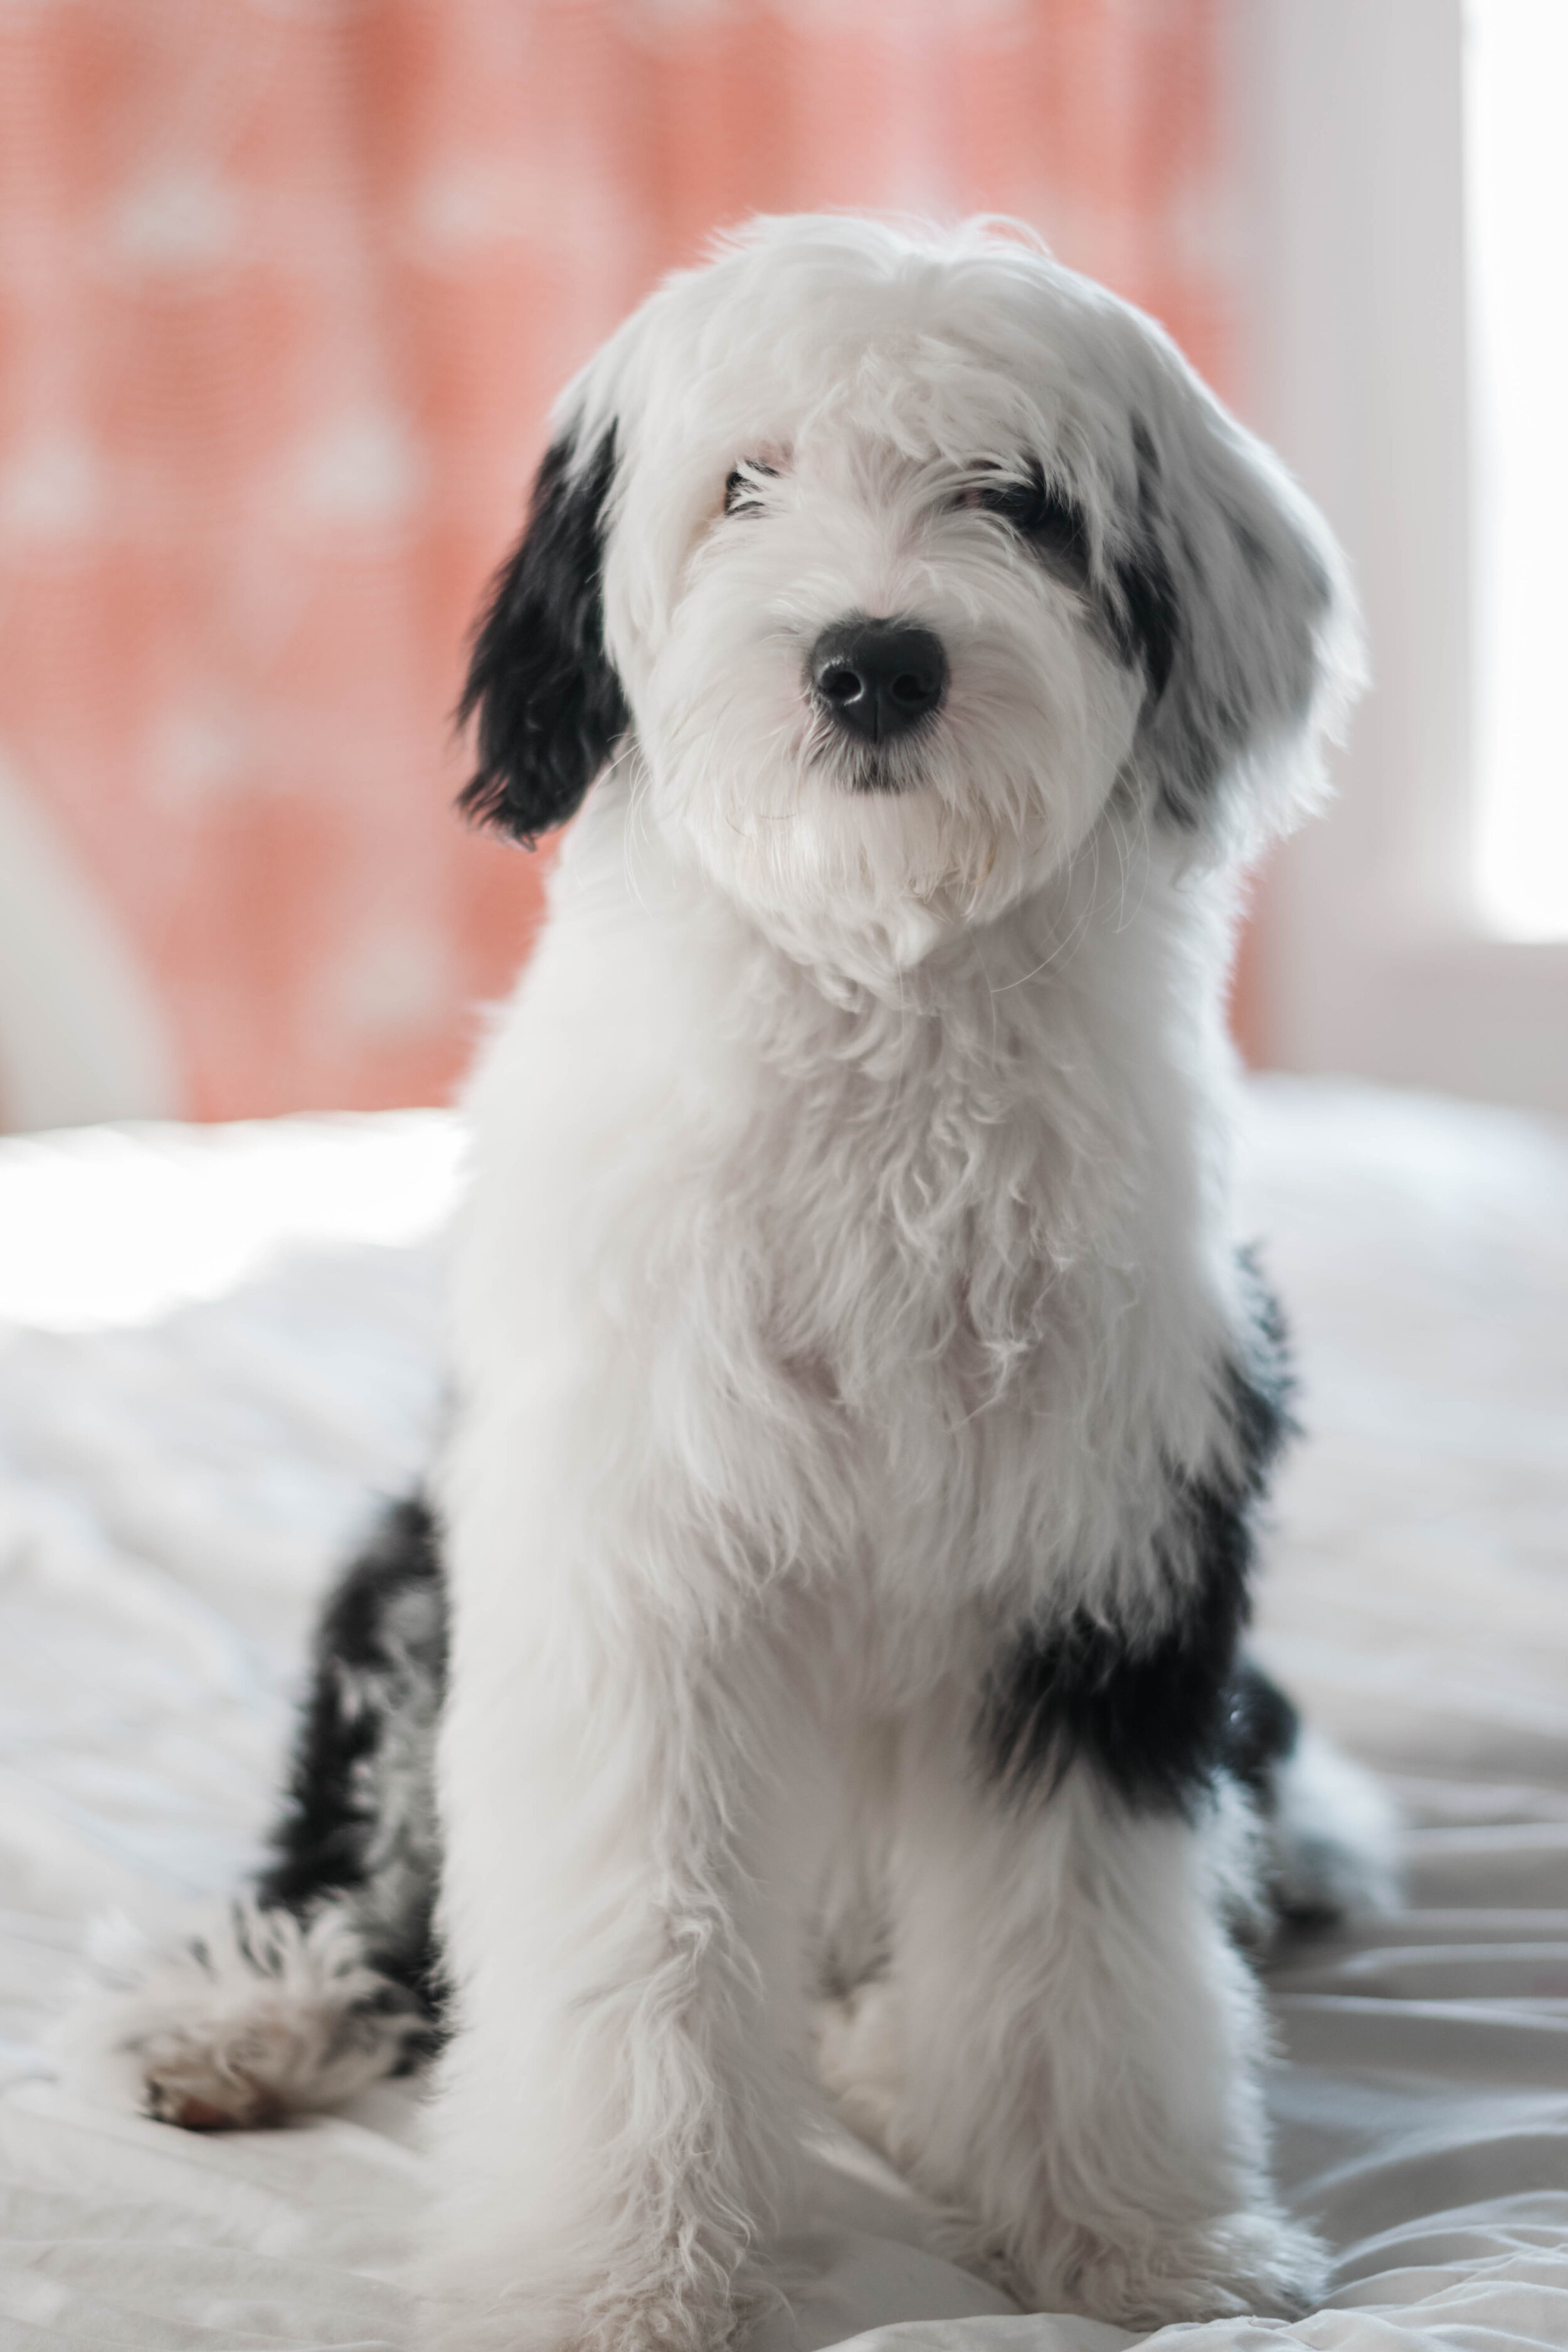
[0,0,1235,1123]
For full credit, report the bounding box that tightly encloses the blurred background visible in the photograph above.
[0,0,1562,1133]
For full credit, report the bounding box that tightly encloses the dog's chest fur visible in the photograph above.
[460,802,1241,1681]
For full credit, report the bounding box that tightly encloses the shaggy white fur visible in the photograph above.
[63,216,1393,2352]
[421,217,1369,2348]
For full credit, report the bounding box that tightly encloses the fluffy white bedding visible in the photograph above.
[0,1078,1564,2352]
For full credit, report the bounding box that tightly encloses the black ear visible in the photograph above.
[457,426,629,841]
[1106,412,1350,838]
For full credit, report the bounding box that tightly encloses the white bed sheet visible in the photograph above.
[0,1078,1564,2352]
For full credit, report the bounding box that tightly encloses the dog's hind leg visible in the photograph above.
[1224,1658,1400,1928]
[59,1496,447,2127]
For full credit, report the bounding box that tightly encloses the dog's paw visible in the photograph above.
[1048,2210,1329,2329]
[53,1901,423,2129]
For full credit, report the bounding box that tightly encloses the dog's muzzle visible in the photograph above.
[810,618,948,748]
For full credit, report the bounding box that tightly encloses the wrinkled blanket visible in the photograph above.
[0,1078,1564,2352]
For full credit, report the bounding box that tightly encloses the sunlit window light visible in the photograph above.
[1465,0,1568,940]
[0,1113,463,1331]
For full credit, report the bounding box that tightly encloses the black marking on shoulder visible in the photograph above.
[257,1495,448,2031]
[457,426,628,842]
[978,1257,1296,1816]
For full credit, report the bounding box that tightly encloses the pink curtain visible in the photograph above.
[0,1,1233,1120]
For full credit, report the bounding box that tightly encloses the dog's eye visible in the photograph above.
[970,466,1091,581]
[724,462,777,516]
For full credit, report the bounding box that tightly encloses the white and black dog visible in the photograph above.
[67,216,1396,2346]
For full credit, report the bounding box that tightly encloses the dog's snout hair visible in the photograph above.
[809,617,950,750]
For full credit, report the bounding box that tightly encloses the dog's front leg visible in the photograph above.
[828,1685,1327,2329]
[418,1443,813,2352]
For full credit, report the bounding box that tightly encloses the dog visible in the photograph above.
[65,216,1396,2348]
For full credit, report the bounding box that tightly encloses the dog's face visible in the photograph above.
[461,218,1358,968]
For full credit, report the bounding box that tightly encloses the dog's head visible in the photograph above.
[460,216,1359,967]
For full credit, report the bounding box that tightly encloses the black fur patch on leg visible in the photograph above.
[978,1260,1296,1816]
[257,1495,448,2043]
[1219,1656,1301,1808]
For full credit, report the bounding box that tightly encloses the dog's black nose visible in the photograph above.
[810,620,948,743]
